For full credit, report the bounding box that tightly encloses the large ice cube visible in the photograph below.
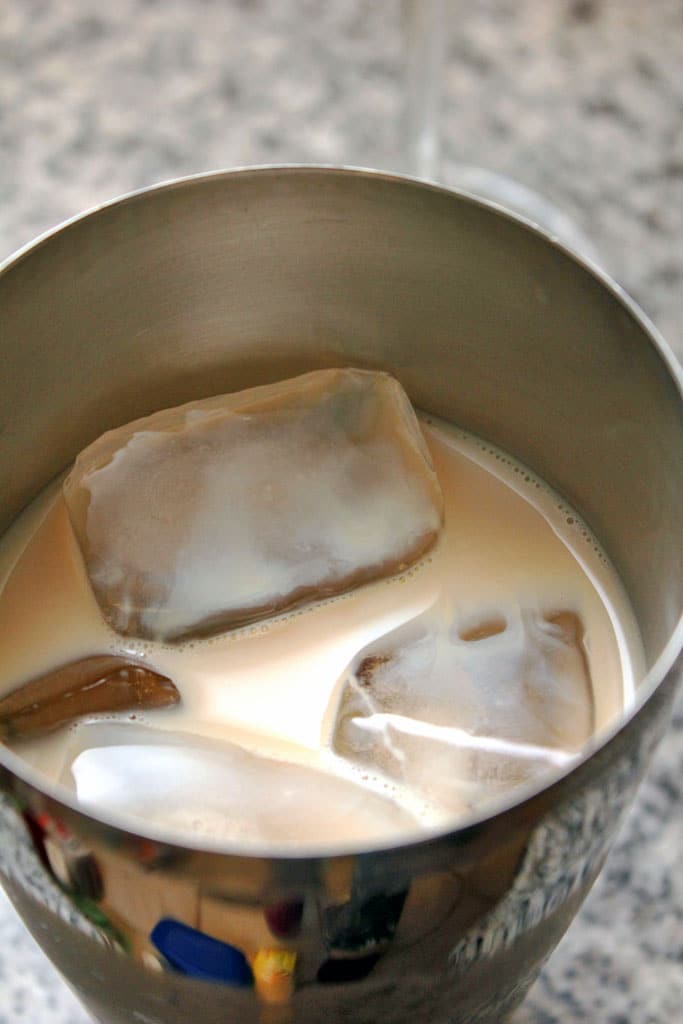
[64,369,443,642]
[63,724,419,845]
[332,606,593,811]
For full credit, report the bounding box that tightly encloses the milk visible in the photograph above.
[0,415,644,846]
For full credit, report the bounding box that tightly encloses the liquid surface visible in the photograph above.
[0,416,644,848]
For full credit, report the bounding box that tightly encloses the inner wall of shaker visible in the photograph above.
[2,169,683,680]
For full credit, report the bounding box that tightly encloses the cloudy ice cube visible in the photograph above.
[338,715,576,817]
[332,606,593,809]
[64,369,443,642]
[63,724,418,845]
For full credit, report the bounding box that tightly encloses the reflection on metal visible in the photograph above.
[0,669,676,1023]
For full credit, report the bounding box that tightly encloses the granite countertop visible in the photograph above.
[0,1,681,1021]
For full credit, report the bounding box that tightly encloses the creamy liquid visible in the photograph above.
[0,416,645,845]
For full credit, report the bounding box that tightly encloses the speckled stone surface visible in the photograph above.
[0,1,681,1022]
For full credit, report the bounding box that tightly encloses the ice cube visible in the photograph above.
[0,656,179,740]
[63,724,419,845]
[332,605,593,809]
[338,715,576,817]
[64,369,443,642]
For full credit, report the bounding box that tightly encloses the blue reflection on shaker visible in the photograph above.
[150,918,253,986]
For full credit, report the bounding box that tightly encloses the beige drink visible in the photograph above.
[0,407,644,849]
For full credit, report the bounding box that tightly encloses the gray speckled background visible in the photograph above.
[0,1,681,1021]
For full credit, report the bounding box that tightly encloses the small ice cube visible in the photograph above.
[332,606,593,809]
[0,656,179,740]
[64,369,443,641]
[63,724,419,845]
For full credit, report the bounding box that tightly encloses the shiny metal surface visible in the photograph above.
[0,167,682,1023]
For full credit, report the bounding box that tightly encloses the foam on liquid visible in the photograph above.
[0,416,645,846]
